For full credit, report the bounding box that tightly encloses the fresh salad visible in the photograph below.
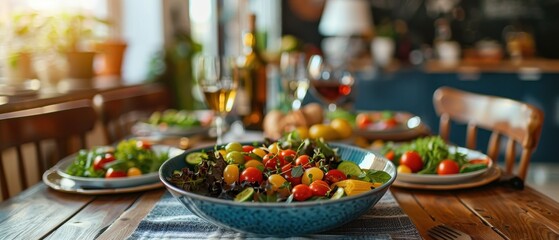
[381,136,490,175]
[148,109,203,129]
[65,139,169,178]
[169,135,391,203]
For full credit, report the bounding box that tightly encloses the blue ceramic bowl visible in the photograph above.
[159,142,396,236]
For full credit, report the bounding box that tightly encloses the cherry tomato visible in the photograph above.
[397,165,412,173]
[127,167,142,176]
[384,150,395,161]
[292,184,313,201]
[244,160,264,169]
[280,149,297,162]
[240,167,263,184]
[437,159,460,175]
[324,169,347,184]
[223,164,240,185]
[400,151,423,173]
[281,163,302,186]
[93,153,115,170]
[251,148,267,158]
[302,167,324,185]
[242,145,255,153]
[263,153,286,170]
[268,174,288,193]
[309,180,330,197]
[383,118,398,129]
[136,140,152,150]
[105,168,126,178]
[356,113,372,129]
[295,155,311,168]
[242,145,255,161]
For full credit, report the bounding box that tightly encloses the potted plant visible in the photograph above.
[0,12,39,87]
[38,12,110,90]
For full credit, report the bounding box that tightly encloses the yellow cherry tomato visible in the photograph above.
[308,124,340,140]
[302,167,324,185]
[251,148,267,159]
[330,118,353,139]
[217,149,227,158]
[397,165,412,173]
[268,142,280,154]
[244,159,264,169]
[127,167,142,177]
[223,164,240,185]
[294,126,309,139]
[268,174,288,191]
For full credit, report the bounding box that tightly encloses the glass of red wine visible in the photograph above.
[307,55,354,112]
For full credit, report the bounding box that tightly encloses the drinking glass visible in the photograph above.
[197,55,239,144]
[307,55,354,112]
[280,52,309,110]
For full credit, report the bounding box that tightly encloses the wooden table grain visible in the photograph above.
[1,178,558,239]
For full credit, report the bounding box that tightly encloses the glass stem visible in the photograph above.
[215,114,225,145]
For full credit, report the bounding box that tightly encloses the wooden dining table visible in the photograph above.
[1,142,558,240]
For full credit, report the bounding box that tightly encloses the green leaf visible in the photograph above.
[364,169,391,184]
[291,165,304,178]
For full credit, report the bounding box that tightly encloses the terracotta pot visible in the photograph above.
[66,51,96,79]
[2,52,35,85]
[93,40,127,77]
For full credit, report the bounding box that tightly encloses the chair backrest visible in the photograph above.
[433,86,544,181]
[95,84,172,144]
[0,99,97,200]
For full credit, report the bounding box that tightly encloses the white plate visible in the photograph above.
[132,110,213,137]
[353,111,429,141]
[132,122,210,137]
[43,169,164,194]
[55,145,183,189]
[395,147,493,184]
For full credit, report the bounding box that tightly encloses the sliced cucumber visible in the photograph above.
[185,152,207,166]
[331,187,345,200]
[234,187,255,202]
[337,161,363,179]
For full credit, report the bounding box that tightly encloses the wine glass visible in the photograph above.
[197,55,239,144]
[280,52,309,110]
[307,55,354,112]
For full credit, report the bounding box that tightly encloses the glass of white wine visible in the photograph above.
[280,52,309,110]
[197,55,239,144]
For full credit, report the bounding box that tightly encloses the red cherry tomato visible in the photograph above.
[242,145,255,153]
[136,140,152,150]
[309,180,330,197]
[383,118,398,129]
[400,151,423,173]
[295,155,311,168]
[281,163,302,186]
[356,113,372,129]
[324,169,347,184]
[292,184,313,201]
[105,168,126,178]
[280,149,297,162]
[437,159,460,175]
[384,150,395,161]
[240,167,263,184]
[93,153,116,170]
[263,153,286,170]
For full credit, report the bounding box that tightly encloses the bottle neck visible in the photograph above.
[242,31,257,55]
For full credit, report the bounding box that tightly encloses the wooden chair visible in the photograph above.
[95,84,172,144]
[0,99,97,200]
[433,86,544,181]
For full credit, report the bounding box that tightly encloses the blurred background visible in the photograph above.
[1,0,558,167]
